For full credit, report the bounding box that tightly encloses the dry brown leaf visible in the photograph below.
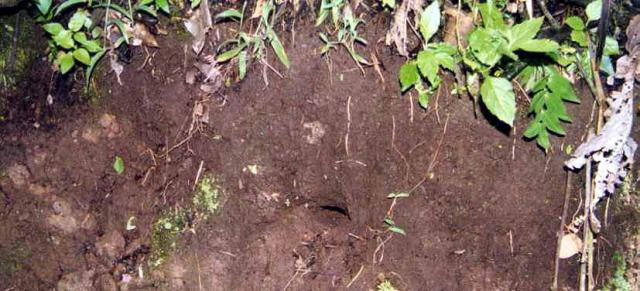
[184,0,212,54]
[251,0,266,19]
[385,0,409,56]
[626,15,640,53]
[130,22,159,47]
[109,52,124,85]
[443,6,474,48]
[559,233,583,259]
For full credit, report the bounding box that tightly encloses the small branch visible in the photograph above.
[537,0,561,30]
[552,171,572,291]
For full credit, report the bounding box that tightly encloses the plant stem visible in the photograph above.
[537,0,561,30]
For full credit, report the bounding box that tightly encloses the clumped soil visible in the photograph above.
[0,10,637,291]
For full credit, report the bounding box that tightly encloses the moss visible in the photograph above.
[0,244,31,277]
[602,252,632,291]
[149,209,188,269]
[149,174,224,268]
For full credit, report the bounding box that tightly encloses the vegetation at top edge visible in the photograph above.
[602,252,632,291]
[397,0,621,152]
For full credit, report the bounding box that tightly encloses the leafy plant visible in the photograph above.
[113,155,125,174]
[463,0,560,126]
[377,280,399,291]
[398,1,458,108]
[316,0,369,70]
[518,66,580,151]
[215,0,289,80]
[383,217,406,235]
[602,252,632,291]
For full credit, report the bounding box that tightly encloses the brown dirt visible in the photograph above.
[0,10,636,291]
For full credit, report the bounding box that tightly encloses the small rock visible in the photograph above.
[6,164,30,187]
[47,200,79,234]
[56,270,95,291]
[81,127,100,144]
[99,114,122,139]
[96,230,125,260]
[94,273,117,291]
[303,121,326,145]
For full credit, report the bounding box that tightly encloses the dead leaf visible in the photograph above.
[130,22,159,47]
[625,15,640,53]
[559,233,583,259]
[443,6,474,48]
[109,52,124,85]
[184,0,212,54]
[251,0,266,19]
[386,0,425,56]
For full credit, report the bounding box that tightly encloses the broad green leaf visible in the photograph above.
[399,62,419,92]
[565,16,585,30]
[604,36,619,56]
[585,0,602,23]
[546,93,572,122]
[238,50,247,80]
[419,0,440,44]
[73,48,91,65]
[53,29,75,49]
[54,0,86,16]
[468,28,507,67]
[516,39,559,53]
[418,92,430,108]
[113,156,125,174]
[477,0,504,30]
[537,129,551,151]
[269,30,290,69]
[91,26,102,38]
[480,77,516,126]
[543,112,566,135]
[416,50,439,85]
[74,32,102,52]
[68,10,88,32]
[36,0,52,15]
[191,0,200,8]
[57,51,75,73]
[215,9,243,20]
[570,30,588,47]
[216,44,246,62]
[42,22,64,35]
[85,49,107,89]
[508,17,543,50]
[156,0,169,14]
[387,226,406,235]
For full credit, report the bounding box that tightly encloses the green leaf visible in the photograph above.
[419,0,440,44]
[85,49,107,89]
[537,129,551,151]
[269,30,290,69]
[477,0,504,30]
[113,156,125,174]
[215,9,243,20]
[36,0,52,15]
[216,44,246,62]
[190,0,200,8]
[91,26,102,38]
[523,119,542,138]
[74,32,102,52]
[110,19,130,44]
[54,0,86,16]
[547,73,579,103]
[399,62,419,92]
[418,92,430,108]
[585,0,602,23]
[73,48,91,65]
[238,50,247,80]
[156,0,169,14]
[480,77,516,126]
[542,111,566,135]
[42,22,64,35]
[68,10,88,32]
[508,17,543,50]
[57,51,75,74]
[570,30,588,47]
[565,16,585,30]
[416,50,439,85]
[516,39,559,53]
[604,36,619,56]
[388,226,406,235]
[136,5,158,18]
[468,28,507,67]
[93,3,133,19]
[53,29,75,49]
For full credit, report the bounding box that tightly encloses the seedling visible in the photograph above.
[316,0,369,71]
[113,156,125,174]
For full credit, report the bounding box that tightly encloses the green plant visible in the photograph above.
[113,155,125,174]
[377,280,399,291]
[602,252,632,291]
[215,0,289,80]
[398,1,458,108]
[316,0,369,70]
[192,175,222,219]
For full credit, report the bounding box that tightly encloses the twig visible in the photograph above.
[434,86,442,125]
[537,0,561,30]
[345,96,352,157]
[193,160,204,191]
[509,230,514,256]
[391,116,410,184]
[346,265,364,288]
[195,249,203,291]
[511,123,517,160]
[372,234,392,264]
[552,171,572,291]
[409,114,450,193]
[409,92,414,123]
